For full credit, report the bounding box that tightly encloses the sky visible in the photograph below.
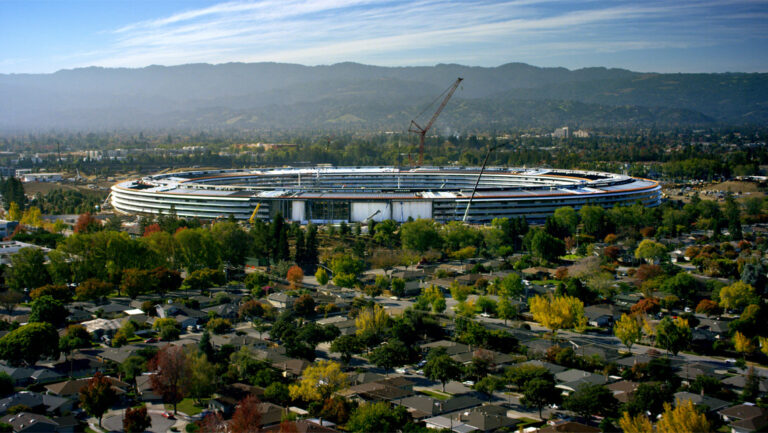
[1,0,767,74]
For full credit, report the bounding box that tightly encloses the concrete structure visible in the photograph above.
[21,172,63,182]
[111,166,661,224]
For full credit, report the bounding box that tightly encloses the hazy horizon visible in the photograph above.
[2,0,767,74]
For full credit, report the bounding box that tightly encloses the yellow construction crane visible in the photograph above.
[249,203,262,224]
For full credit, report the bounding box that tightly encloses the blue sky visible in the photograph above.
[1,0,767,74]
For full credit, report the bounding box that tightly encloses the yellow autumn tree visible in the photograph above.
[719,282,757,311]
[760,336,768,357]
[618,412,653,433]
[614,313,642,351]
[656,399,711,433]
[20,206,43,227]
[7,202,21,221]
[733,331,756,357]
[288,360,347,402]
[355,304,389,337]
[528,294,586,337]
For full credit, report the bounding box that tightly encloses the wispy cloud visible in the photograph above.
[69,0,768,71]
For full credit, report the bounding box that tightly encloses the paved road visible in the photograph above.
[101,409,178,433]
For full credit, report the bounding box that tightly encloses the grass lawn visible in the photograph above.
[419,389,451,400]
[84,427,99,433]
[529,279,561,286]
[165,397,207,416]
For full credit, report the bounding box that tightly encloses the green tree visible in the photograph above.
[120,268,158,299]
[527,229,565,262]
[553,206,579,235]
[0,372,13,397]
[497,273,524,298]
[80,372,118,427]
[330,335,362,365]
[497,295,517,325]
[346,402,409,433]
[655,317,691,356]
[660,272,700,306]
[29,295,68,327]
[175,228,221,272]
[400,219,442,252]
[315,268,329,286]
[634,239,668,263]
[0,322,59,366]
[369,339,410,375]
[211,221,250,267]
[579,205,607,238]
[564,383,619,423]
[6,247,50,291]
[474,376,504,401]
[522,377,560,418]
[182,268,224,293]
[424,347,462,392]
[185,351,216,404]
[120,356,146,392]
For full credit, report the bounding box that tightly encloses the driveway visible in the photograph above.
[101,411,177,433]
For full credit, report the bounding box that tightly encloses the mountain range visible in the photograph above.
[1,62,766,132]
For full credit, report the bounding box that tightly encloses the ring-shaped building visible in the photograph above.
[111,166,661,224]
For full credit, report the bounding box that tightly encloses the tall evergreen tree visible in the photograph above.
[305,223,319,267]
[294,228,306,265]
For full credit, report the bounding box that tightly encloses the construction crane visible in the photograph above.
[248,203,262,224]
[408,77,463,166]
[462,141,513,222]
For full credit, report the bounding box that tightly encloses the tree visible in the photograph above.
[7,202,21,221]
[75,279,113,301]
[230,395,262,433]
[153,267,183,295]
[346,402,409,433]
[0,322,59,366]
[497,295,517,325]
[391,277,405,298]
[624,382,674,418]
[528,294,586,337]
[121,268,158,299]
[635,239,667,263]
[206,317,231,335]
[656,399,711,433]
[497,273,524,298]
[527,229,565,262]
[619,412,654,433]
[522,377,560,418]
[294,294,316,317]
[0,291,23,315]
[369,339,410,375]
[655,317,691,356]
[185,351,216,404]
[733,331,756,357]
[631,297,660,315]
[123,405,152,433]
[28,295,68,327]
[120,356,146,392]
[80,373,118,427]
[695,299,720,316]
[286,265,304,289]
[660,272,700,306]
[719,281,757,311]
[29,284,71,303]
[474,376,504,401]
[0,372,13,398]
[553,206,579,235]
[288,360,347,402]
[211,221,250,268]
[175,228,221,272]
[579,205,607,237]
[330,335,362,365]
[6,247,50,291]
[564,383,618,423]
[614,313,642,351]
[400,219,442,252]
[416,285,445,313]
[315,268,329,286]
[355,305,389,339]
[74,212,102,234]
[742,367,760,402]
[149,345,190,414]
[182,268,224,293]
[59,325,92,371]
[424,347,462,392]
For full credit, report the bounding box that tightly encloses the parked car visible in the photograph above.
[162,412,175,419]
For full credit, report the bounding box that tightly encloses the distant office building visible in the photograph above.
[552,126,570,138]
[21,172,63,182]
[573,129,590,138]
[14,169,32,178]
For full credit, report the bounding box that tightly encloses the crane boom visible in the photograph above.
[409,77,463,166]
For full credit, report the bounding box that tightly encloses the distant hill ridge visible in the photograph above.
[1,61,765,131]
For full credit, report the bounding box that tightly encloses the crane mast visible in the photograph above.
[409,77,463,166]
